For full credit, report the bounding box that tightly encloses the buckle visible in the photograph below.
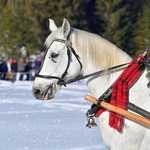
[65,40,72,47]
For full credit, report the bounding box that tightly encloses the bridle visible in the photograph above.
[35,37,130,86]
[35,38,83,86]
[35,36,150,87]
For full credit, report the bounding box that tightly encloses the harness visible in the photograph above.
[35,36,150,132]
[36,38,150,87]
[36,38,131,86]
[86,47,150,132]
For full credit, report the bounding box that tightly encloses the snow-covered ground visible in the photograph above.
[0,81,107,150]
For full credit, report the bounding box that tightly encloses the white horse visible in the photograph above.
[32,18,150,150]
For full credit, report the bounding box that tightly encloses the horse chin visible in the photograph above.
[42,83,61,100]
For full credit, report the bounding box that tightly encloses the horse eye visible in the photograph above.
[51,53,59,58]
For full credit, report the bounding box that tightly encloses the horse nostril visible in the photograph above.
[33,88,41,95]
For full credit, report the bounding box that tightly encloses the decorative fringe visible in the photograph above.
[95,54,146,133]
[109,55,145,132]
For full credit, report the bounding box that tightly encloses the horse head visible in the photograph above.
[32,19,83,100]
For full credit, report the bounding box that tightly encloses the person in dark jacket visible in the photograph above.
[11,58,18,80]
[0,57,8,80]
[25,57,32,80]
[0,59,3,79]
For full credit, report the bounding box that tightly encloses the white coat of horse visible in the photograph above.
[32,18,150,150]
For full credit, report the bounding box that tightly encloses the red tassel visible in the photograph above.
[108,55,144,132]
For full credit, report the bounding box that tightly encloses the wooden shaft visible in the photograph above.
[85,94,150,127]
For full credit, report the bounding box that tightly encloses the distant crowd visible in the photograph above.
[0,56,42,81]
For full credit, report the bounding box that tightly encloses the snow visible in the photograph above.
[0,81,107,150]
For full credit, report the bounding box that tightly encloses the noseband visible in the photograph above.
[35,38,82,86]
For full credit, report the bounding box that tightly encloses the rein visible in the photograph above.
[63,45,150,86]
[65,63,129,85]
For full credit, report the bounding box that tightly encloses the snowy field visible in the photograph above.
[0,81,107,150]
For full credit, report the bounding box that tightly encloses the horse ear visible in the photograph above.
[49,19,58,32]
[61,18,70,38]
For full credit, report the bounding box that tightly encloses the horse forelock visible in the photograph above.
[44,28,62,48]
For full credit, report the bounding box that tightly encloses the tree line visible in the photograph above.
[0,0,149,58]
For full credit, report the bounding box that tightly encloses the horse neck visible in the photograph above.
[70,28,132,96]
[71,28,131,73]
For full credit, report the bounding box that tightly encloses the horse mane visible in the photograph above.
[45,27,131,70]
[71,28,131,70]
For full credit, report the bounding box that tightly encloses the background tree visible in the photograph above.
[93,0,145,56]
[134,1,150,55]
[0,0,40,57]
[0,0,149,58]
[28,0,92,48]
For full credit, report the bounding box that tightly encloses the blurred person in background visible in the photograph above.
[25,57,32,81]
[34,56,42,74]
[0,57,8,80]
[5,57,13,80]
[11,58,18,81]
[18,57,26,80]
[0,59,3,79]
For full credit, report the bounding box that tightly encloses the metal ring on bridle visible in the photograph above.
[65,40,72,47]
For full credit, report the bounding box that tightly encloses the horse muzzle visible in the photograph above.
[32,84,57,100]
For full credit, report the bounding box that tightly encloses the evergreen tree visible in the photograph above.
[28,0,92,43]
[0,0,40,57]
[134,1,150,55]
[93,0,144,56]
[0,0,149,58]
